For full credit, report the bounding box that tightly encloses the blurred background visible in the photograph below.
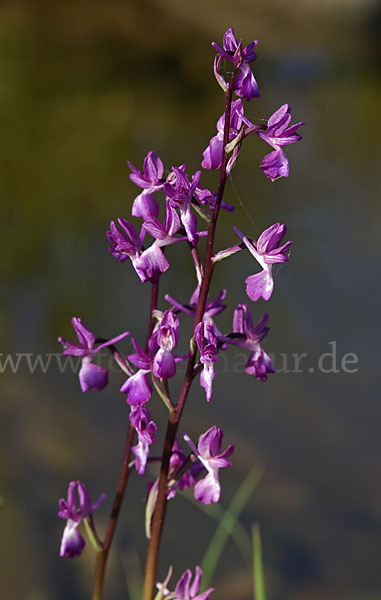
[1,0,380,599]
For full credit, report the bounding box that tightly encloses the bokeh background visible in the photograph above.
[1,0,380,599]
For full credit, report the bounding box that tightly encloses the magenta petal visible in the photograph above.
[245,270,274,302]
[198,426,221,457]
[267,104,291,136]
[79,361,108,392]
[134,244,169,283]
[132,192,160,219]
[194,472,220,505]
[143,150,164,182]
[189,566,203,598]
[120,371,152,406]
[71,317,95,349]
[246,348,275,381]
[200,363,215,403]
[153,348,176,379]
[132,440,150,476]
[201,133,224,170]
[260,149,289,181]
[60,521,85,558]
[180,205,198,245]
[256,223,284,253]
[234,63,260,101]
[175,569,192,599]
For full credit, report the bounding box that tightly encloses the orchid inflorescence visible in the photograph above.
[57,27,304,600]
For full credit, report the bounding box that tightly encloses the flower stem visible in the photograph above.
[91,282,160,600]
[141,65,239,600]
[92,423,135,600]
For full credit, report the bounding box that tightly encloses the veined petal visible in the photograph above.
[260,148,289,181]
[134,244,169,283]
[175,569,193,599]
[120,370,152,405]
[267,104,291,136]
[194,472,220,504]
[71,317,95,349]
[143,150,164,182]
[245,269,274,302]
[132,192,160,219]
[256,223,285,253]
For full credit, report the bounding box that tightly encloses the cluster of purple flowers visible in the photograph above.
[57,26,304,599]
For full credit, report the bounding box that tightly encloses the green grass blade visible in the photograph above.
[252,523,266,600]
[200,467,262,588]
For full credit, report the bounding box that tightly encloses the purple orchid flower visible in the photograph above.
[130,405,158,476]
[174,566,214,600]
[157,566,213,600]
[151,310,180,380]
[223,304,275,381]
[212,27,259,101]
[127,150,165,218]
[106,218,169,283]
[58,481,106,558]
[256,104,304,181]
[234,224,292,302]
[202,99,248,173]
[120,337,153,406]
[184,426,234,505]
[195,322,218,402]
[58,318,129,393]
[164,166,200,245]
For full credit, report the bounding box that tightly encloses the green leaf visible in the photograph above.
[200,467,262,588]
[252,523,266,600]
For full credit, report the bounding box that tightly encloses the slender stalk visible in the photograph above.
[92,282,159,600]
[92,424,135,600]
[142,64,240,600]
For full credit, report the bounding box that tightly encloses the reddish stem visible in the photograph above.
[142,64,240,600]
[92,282,159,600]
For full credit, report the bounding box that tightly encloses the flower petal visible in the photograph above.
[245,269,274,302]
[79,361,108,392]
[60,520,85,558]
